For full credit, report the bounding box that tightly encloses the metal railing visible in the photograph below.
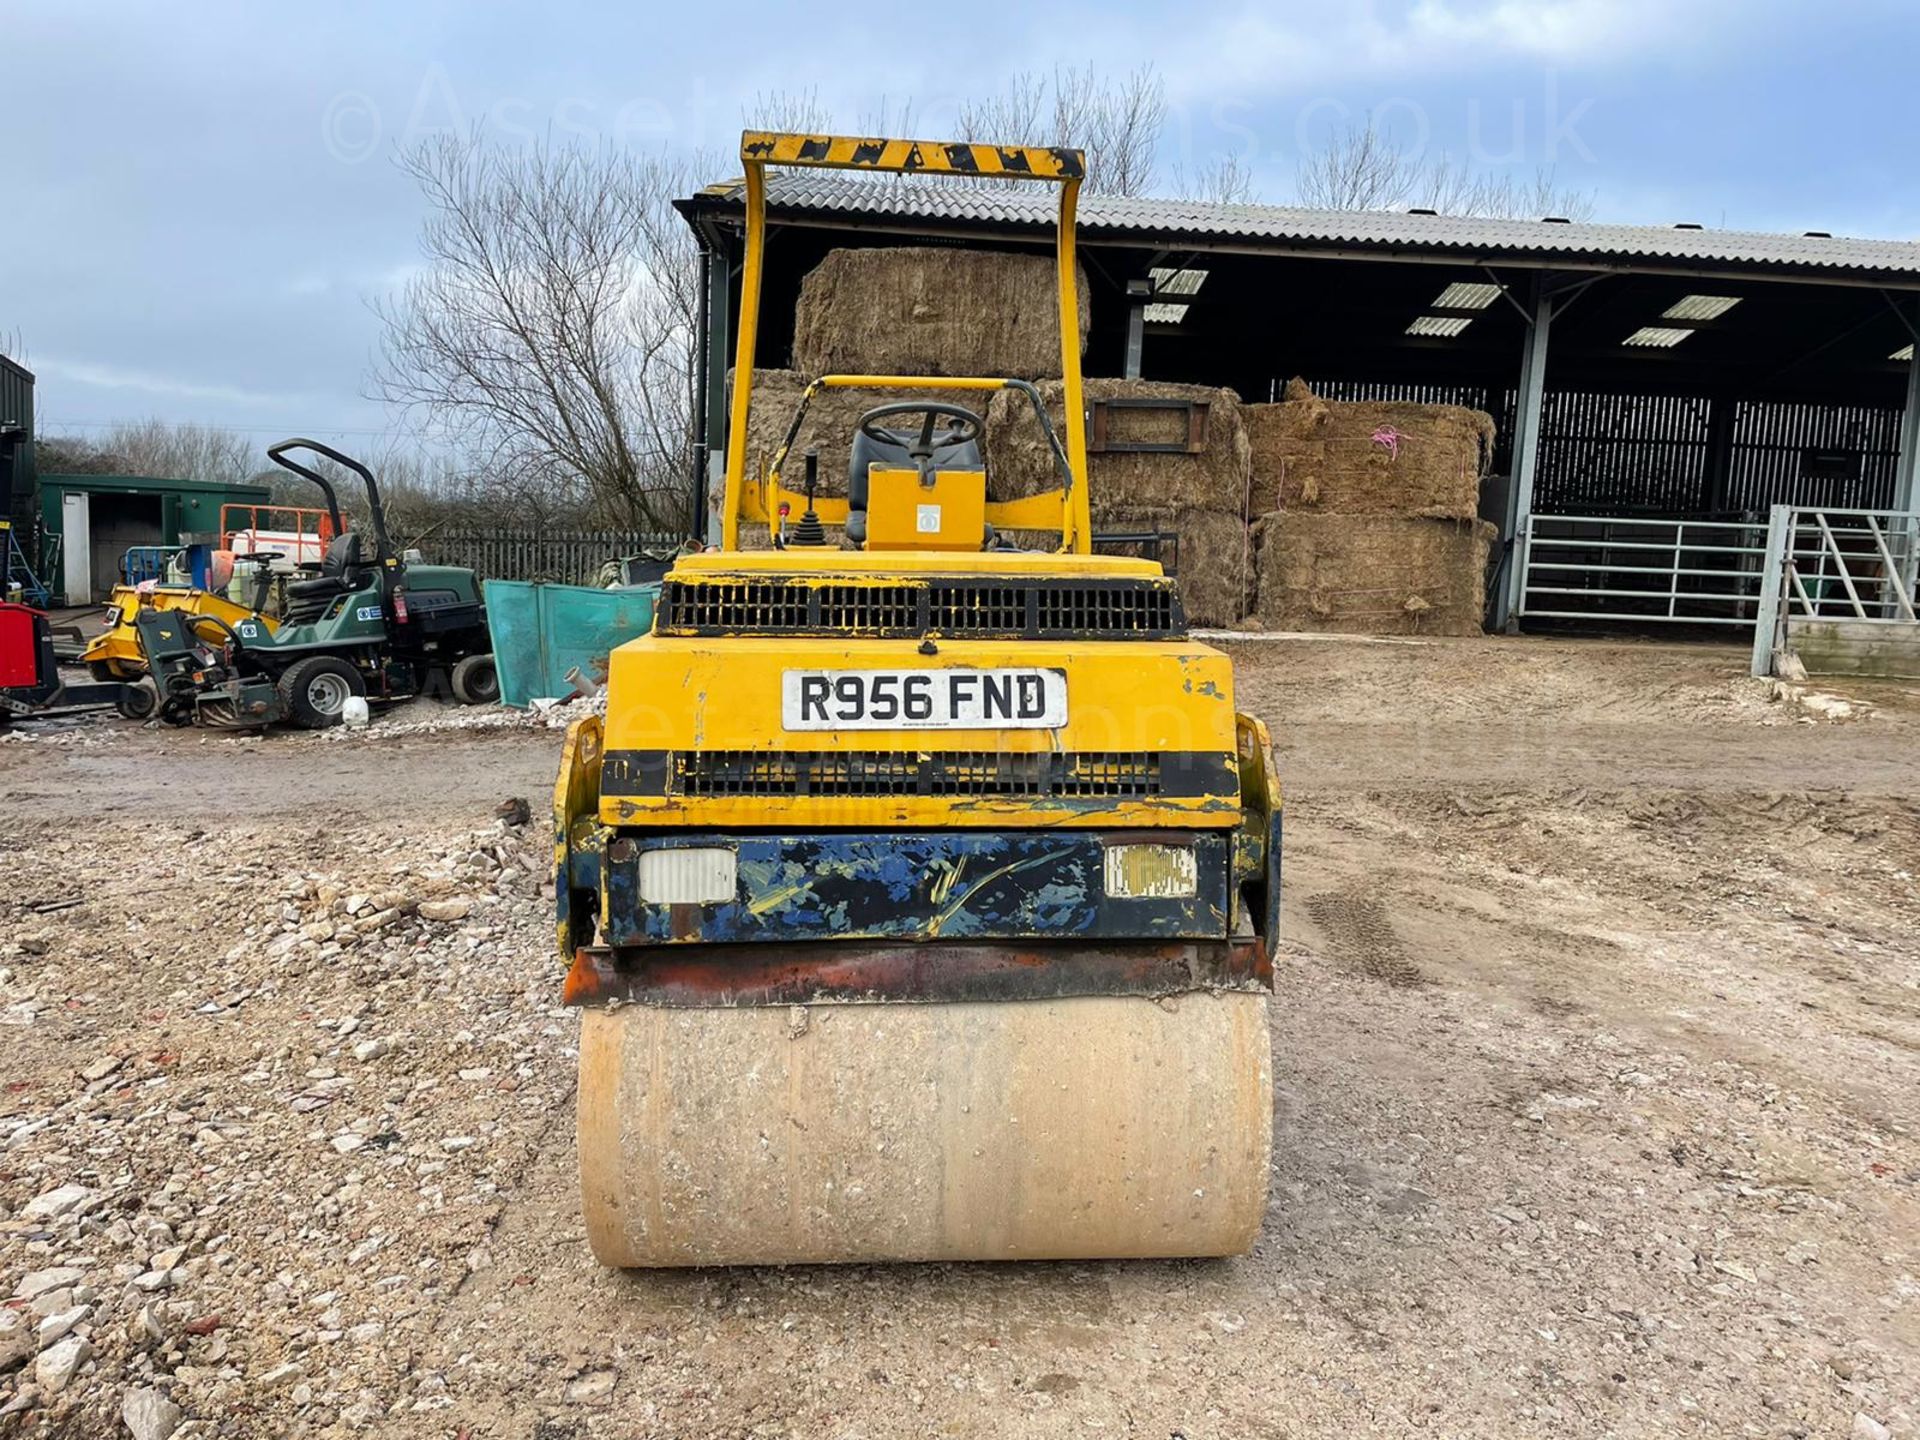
[427,529,683,586]
[1516,513,1772,625]
[1750,505,1920,676]
[119,545,175,585]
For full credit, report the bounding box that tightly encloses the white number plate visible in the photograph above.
[782,668,1067,730]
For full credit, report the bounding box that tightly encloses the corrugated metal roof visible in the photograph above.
[690,174,1920,284]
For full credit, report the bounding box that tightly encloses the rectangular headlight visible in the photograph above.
[636,847,737,904]
[1103,843,1196,899]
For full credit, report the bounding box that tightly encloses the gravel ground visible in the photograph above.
[0,634,1915,1438]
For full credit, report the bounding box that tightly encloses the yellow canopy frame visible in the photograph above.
[720,132,1092,553]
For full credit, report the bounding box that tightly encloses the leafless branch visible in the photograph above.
[1296,115,1595,219]
[35,419,257,486]
[371,130,700,529]
[958,65,1167,197]
[746,87,832,135]
[1171,153,1256,206]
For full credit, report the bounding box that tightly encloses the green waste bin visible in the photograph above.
[483,579,659,709]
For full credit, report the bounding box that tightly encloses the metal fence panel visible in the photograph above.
[1727,402,1901,513]
[425,530,681,586]
[1296,379,1905,520]
[1750,505,1920,675]
[1517,513,1771,624]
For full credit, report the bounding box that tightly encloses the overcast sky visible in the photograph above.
[6,0,1916,452]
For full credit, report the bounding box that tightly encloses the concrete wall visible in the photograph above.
[1786,617,1920,679]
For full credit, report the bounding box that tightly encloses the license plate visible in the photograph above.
[782,668,1067,730]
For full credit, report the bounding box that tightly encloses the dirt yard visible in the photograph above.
[1,635,1915,1439]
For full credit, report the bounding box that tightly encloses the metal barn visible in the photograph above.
[678,177,1920,637]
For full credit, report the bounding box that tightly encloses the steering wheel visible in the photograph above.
[856,402,985,459]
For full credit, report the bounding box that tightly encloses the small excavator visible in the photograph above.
[553,133,1281,1266]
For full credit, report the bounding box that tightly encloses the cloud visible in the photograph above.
[1400,0,1708,65]
[36,357,301,411]
[1113,0,1756,105]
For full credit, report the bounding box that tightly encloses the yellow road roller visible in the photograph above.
[552,131,1281,1267]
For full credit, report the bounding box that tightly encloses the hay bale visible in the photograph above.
[986,379,1250,517]
[1016,506,1247,628]
[1248,383,1493,520]
[736,369,987,499]
[1252,514,1495,636]
[1245,405,1327,513]
[791,247,1090,380]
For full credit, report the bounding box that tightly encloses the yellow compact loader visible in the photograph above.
[554,132,1281,1267]
[82,584,271,682]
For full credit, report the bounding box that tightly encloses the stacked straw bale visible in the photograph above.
[791,247,1089,380]
[1245,379,1497,634]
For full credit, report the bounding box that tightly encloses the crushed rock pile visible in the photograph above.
[0,810,570,1434]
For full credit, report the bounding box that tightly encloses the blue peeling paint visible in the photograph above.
[601,830,1237,947]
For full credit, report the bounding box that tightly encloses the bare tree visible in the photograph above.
[35,419,256,485]
[1172,153,1256,206]
[754,69,1221,202]
[1296,116,1594,219]
[957,65,1167,197]
[372,132,700,530]
[1294,118,1407,211]
[747,86,831,135]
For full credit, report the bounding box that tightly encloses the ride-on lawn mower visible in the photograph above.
[132,439,497,730]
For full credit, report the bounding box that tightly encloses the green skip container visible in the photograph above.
[483,579,660,709]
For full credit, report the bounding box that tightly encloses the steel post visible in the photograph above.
[1496,277,1553,632]
[698,223,734,545]
[1894,336,1920,600]
[1750,504,1791,677]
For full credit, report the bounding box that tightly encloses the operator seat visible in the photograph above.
[282,532,364,625]
[846,424,985,546]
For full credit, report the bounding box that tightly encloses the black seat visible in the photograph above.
[283,532,363,623]
[847,427,985,545]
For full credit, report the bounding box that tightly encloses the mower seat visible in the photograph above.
[847,426,985,545]
[283,532,364,623]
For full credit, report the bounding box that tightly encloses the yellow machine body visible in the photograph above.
[81,585,273,679]
[862,466,988,551]
[596,550,1238,833]
[554,130,1281,1270]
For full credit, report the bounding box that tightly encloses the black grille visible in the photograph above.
[819,583,918,631]
[674,750,1165,799]
[658,578,1183,639]
[661,580,810,631]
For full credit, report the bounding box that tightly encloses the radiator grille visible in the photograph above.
[673,750,1166,799]
[818,583,918,631]
[658,578,1182,638]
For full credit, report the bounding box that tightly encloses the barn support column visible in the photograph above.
[1896,318,1920,516]
[696,221,735,543]
[1895,316,1920,601]
[1123,278,1151,380]
[1494,276,1554,632]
